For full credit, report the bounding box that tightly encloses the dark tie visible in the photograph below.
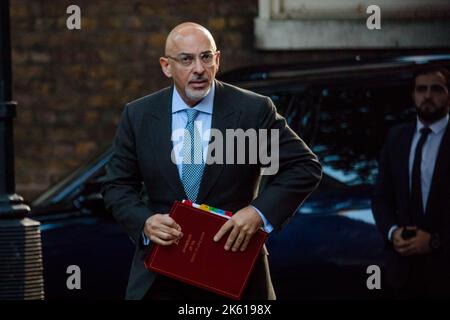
[410,127,432,222]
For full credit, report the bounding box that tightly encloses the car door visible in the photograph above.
[31,152,134,299]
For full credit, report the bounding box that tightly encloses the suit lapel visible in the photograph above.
[426,123,450,215]
[146,86,187,200]
[399,124,415,215]
[196,80,241,203]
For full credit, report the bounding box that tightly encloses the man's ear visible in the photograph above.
[215,51,221,73]
[160,57,172,78]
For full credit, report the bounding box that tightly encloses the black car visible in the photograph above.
[30,54,450,299]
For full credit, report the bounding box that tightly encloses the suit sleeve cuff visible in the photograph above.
[388,225,398,242]
[142,231,150,246]
[250,205,274,233]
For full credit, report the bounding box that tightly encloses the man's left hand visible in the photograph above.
[399,229,432,256]
[213,206,263,252]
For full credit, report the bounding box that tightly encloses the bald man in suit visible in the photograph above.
[102,22,322,300]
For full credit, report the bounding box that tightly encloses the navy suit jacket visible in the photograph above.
[102,80,322,299]
[372,121,450,293]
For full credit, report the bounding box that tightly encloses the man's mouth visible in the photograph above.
[189,79,208,89]
[421,101,436,109]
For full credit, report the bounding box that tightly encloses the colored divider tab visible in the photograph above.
[183,200,232,219]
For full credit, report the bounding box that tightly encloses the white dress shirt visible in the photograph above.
[408,114,449,209]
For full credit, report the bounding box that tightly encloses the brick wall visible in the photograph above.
[9,0,432,200]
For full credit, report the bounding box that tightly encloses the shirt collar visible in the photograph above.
[416,114,449,135]
[171,83,215,115]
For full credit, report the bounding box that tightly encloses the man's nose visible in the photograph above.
[424,87,432,98]
[192,57,205,74]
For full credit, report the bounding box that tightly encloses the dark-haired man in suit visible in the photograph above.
[102,22,322,300]
[372,66,450,298]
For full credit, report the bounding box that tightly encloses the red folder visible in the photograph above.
[144,201,268,300]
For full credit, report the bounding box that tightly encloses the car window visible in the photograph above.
[268,86,322,145]
[314,81,414,186]
[264,74,417,187]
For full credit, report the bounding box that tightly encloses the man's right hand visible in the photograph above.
[144,214,183,246]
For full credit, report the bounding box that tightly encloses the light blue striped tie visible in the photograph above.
[181,109,204,202]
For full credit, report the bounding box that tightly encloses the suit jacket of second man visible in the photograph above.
[102,80,323,299]
[372,121,450,294]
